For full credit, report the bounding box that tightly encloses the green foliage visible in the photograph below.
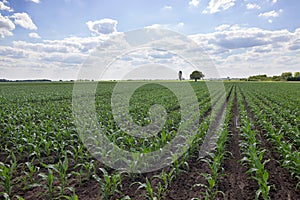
[0,81,299,199]
[281,72,293,79]
[92,168,122,199]
[190,70,204,82]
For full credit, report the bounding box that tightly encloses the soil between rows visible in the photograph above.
[217,87,257,199]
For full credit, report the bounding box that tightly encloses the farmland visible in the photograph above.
[0,81,299,200]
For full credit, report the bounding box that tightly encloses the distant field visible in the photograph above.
[0,81,299,199]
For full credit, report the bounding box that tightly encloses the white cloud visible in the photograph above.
[203,0,236,14]
[27,0,41,3]
[189,0,200,7]
[11,12,37,30]
[259,10,279,18]
[0,1,13,12]
[0,13,15,37]
[259,10,281,23]
[2,24,300,80]
[163,5,172,11]
[215,24,231,31]
[145,22,184,31]
[86,18,118,35]
[29,32,41,38]
[246,3,261,10]
[189,25,300,77]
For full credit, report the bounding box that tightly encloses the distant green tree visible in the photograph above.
[271,76,283,81]
[248,74,269,81]
[190,71,204,82]
[281,72,292,80]
[294,72,300,77]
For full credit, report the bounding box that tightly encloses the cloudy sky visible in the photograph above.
[0,0,299,80]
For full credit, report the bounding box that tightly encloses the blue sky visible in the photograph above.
[1,0,300,80]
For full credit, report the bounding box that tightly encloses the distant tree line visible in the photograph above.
[0,79,52,82]
[240,72,300,82]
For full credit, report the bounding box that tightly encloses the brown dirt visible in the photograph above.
[217,87,258,199]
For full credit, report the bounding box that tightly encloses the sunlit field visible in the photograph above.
[1,81,299,200]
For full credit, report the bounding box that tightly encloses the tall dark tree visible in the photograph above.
[178,71,183,81]
[190,70,204,82]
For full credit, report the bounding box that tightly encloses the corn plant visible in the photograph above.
[92,167,122,199]
[38,168,55,199]
[24,159,39,184]
[154,169,175,191]
[48,154,70,196]
[0,152,17,199]
[62,187,79,200]
[135,177,157,200]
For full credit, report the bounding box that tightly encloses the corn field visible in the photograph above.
[0,81,299,200]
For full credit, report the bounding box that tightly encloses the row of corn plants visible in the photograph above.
[193,84,235,199]
[243,87,299,148]
[238,84,300,188]
[236,88,271,200]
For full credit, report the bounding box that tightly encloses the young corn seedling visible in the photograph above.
[39,168,55,200]
[154,169,175,191]
[92,167,122,199]
[84,160,96,180]
[71,168,83,186]
[194,172,220,200]
[0,163,12,199]
[24,159,40,184]
[196,156,225,200]
[135,177,157,200]
[62,187,79,200]
[0,152,17,199]
[47,154,70,196]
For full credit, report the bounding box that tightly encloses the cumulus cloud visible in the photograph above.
[0,45,29,58]
[0,1,13,12]
[246,3,261,10]
[11,12,37,30]
[29,32,41,38]
[0,13,15,37]
[189,25,300,77]
[2,23,300,79]
[259,10,279,18]
[203,0,236,14]
[189,0,200,7]
[259,10,282,23]
[86,18,118,35]
[191,25,292,51]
